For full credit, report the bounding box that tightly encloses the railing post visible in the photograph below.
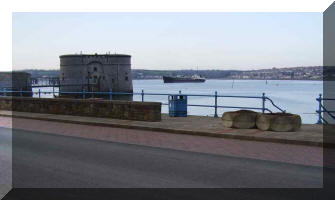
[3,88,6,97]
[179,90,181,94]
[317,93,322,124]
[141,89,144,102]
[52,85,55,97]
[109,90,113,100]
[262,93,266,113]
[214,91,218,118]
[83,89,86,99]
[20,88,23,97]
[38,89,41,98]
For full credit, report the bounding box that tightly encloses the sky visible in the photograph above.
[12,12,322,70]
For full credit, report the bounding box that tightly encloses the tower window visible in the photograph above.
[94,67,97,72]
[125,76,128,81]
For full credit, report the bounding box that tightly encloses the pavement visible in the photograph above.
[0,128,325,188]
[0,110,329,147]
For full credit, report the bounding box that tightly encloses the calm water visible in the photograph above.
[33,79,322,124]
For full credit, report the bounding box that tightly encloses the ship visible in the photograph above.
[163,74,206,83]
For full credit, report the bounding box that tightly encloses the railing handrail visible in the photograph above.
[0,90,273,99]
[318,98,335,101]
[265,97,286,113]
[316,93,335,124]
[1,89,286,116]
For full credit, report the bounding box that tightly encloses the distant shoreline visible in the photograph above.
[133,78,322,81]
[21,66,322,81]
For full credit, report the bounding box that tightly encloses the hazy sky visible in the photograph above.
[12,12,322,70]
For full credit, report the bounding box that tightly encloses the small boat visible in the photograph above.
[163,74,206,83]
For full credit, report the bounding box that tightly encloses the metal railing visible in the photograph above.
[316,93,335,124]
[0,88,286,117]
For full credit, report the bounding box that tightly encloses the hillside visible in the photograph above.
[20,66,322,80]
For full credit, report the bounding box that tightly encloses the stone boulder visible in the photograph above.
[221,110,258,129]
[256,113,301,132]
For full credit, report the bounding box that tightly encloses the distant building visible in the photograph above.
[0,71,32,96]
[59,54,133,100]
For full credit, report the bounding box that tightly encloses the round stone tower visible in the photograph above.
[59,54,133,99]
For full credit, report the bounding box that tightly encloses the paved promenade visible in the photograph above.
[0,115,328,167]
[0,110,328,147]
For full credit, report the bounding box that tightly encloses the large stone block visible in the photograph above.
[256,113,301,132]
[221,110,258,129]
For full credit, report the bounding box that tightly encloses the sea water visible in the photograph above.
[33,79,322,124]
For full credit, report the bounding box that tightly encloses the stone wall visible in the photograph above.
[0,97,161,122]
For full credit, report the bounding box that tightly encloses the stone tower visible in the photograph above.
[59,53,133,99]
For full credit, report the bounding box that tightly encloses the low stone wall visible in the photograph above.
[0,97,161,122]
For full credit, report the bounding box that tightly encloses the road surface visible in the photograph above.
[0,127,323,188]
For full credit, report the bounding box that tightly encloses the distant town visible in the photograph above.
[22,66,322,80]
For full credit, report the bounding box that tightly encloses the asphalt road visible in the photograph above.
[0,128,11,199]
[0,127,324,189]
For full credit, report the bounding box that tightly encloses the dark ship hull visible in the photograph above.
[163,76,206,83]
